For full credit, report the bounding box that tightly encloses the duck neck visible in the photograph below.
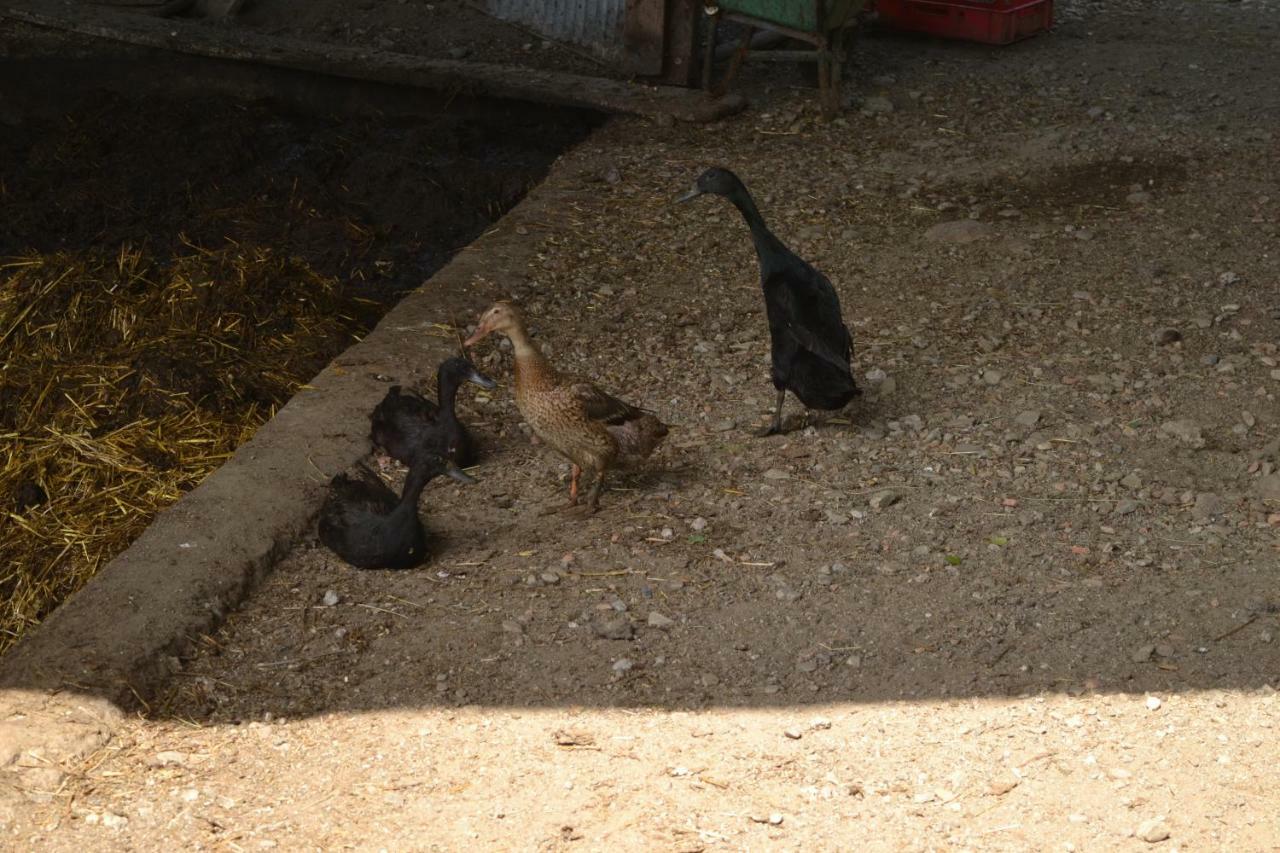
[726,184,785,264]
[397,459,436,513]
[436,366,461,424]
[504,322,555,387]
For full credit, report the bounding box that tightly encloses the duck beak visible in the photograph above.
[462,323,488,349]
[675,185,703,204]
[467,367,497,390]
[446,463,477,485]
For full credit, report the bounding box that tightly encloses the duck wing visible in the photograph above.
[371,386,440,427]
[325,465,397,515]
[371,386,442,461]
[764,265,853,374]
[568,380,648,425]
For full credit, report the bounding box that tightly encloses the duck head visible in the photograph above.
[439,355,497,390]
[676,166,744,203]
[463,302,523,347]
[416,451,477,486]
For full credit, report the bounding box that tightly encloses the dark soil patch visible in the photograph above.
[931,152,1190,218]
[0,83,596,303]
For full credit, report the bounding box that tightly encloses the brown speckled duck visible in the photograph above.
[464,302,668,514]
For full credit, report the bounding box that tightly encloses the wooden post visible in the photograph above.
[623,0,666,76]
[659,0,700,87]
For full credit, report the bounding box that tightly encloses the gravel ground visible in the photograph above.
[6,0,1280,849]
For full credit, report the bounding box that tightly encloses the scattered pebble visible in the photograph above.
[322,590,339,607]
[988,776,1019,796]
[1254,474,1280,501]
[592,613,634,640]
[774,586,803,603]
[647,611,675,629]
[147,751,191,768]
[1015,410,1041,427]
[1146,695,1163,711]
[1160,419,1205,448]
[1192,492,1225,521]
[1131,644,1155,663]
[862,95,894,114]
[869,489,902,510]
[1136,817,1171,843]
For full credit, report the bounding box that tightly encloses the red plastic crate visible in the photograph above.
[873,0,1054,45]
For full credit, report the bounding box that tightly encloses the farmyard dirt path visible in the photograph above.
[5,0,1280,849]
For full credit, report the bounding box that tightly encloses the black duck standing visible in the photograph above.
[318,453,473,570]
[678,167,860,435]
[370,356,496,469]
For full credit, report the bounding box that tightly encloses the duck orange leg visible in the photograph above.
[541,465,584,515]
[583,468,605,513]
[564,466,605,516]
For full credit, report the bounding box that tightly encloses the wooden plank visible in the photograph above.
[0,1,744,123]
[660,0,700,86]
[623,0,665,76]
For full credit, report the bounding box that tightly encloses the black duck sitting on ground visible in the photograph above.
[370,356,496,468]
[318,453,474,570]
[678,167,860,436]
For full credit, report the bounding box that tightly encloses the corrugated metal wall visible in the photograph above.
[486,0,628,58]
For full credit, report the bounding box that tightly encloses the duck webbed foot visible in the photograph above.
[561,469,604,516]
[540,465,588,515]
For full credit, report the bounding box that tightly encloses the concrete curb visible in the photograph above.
[0,143,590,801]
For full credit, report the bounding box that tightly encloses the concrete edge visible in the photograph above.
[0,131,601,801]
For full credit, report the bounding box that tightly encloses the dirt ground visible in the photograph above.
[6,0,1280,849]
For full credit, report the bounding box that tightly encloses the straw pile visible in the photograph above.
[0,242,371,654]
